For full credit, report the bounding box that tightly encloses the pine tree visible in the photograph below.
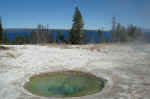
[115,23,121,42]
[70,7,84,44]
[13,35,24,45]
[97,29,104,43]
[112,16,116,42]
[30,24,52,44]
[3,31,9,44]
[24,33,31,44]
[89,34,95,43]
[0,16,3,43]
[120,26,128,42]
[127,24,137,39]
[58,32,65,43]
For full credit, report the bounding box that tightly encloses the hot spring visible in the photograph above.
[24,71,107,97]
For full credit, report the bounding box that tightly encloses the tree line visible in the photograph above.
[112,23,145,43]
[0,7,146,45]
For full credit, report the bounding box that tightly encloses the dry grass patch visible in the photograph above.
[6,52,16,58]
[0,46,10,50]
[39,43,75,49]
[39,43,112,51]
[89,43,112,51]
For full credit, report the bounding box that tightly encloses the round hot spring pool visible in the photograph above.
[24,71,107,97]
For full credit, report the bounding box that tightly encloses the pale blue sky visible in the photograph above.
[0,0,149,30]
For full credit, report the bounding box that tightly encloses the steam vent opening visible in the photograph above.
[24,71,107,97]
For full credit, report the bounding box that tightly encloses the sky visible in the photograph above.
[0,0,150,30]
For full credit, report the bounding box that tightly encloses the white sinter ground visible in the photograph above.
[0,43,150,99]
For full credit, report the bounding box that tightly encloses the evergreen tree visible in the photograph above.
[58,32,64,42]
[119,26,128,42]
[112,16,116,42]
[24,33,31,44]
[0,17,3,43]
[127,24,137,39]
[115,23,121,42]
[13,35,24,45]
[115,23,128,42]
[3,31,9,44]
[70,7,84,44]
[97,29,104,43]
[30,24,52,44]
[127,25,145,41]
[112,22,144,43]
[89,34,95,43]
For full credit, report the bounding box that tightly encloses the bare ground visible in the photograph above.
[0,43,150,99]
